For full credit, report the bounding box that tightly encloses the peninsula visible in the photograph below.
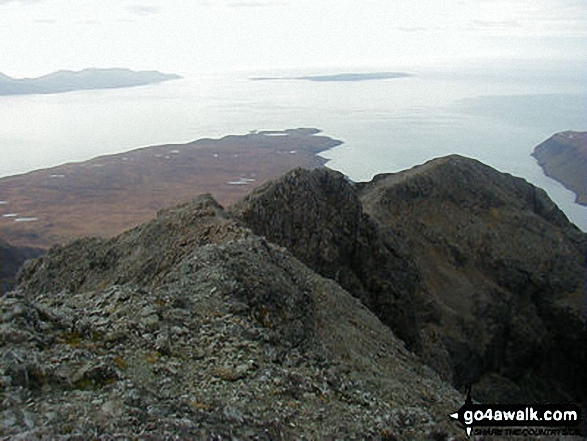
[0,68,181,96]
[0,128,341,248]
[532,131,587,205]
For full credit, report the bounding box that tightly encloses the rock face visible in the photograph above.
[532,131,587,205]
[229,169,426,350]
[359,155,586,403]
[3,156,585,438]
[231,161,586,404]
[0,238,44,294]
[4,196,461,439]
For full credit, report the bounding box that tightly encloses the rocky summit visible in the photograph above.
[1,155,585,439]
[359,156,586,403]
[231,158,586,404]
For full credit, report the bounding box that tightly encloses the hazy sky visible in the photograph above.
[1,0,586,77]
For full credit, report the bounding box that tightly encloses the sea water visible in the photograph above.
[1,60,586,229]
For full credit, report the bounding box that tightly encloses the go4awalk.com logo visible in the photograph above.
[449,386,583,437]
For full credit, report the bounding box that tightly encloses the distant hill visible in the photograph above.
[0,68,181,95]
[532,131,587,205]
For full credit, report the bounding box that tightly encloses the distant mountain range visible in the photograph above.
[0,68,181,95]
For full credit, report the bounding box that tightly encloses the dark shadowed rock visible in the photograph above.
[229,163,586,403]
[0,238,44,294]
[359,155,586,403]
[229,168,427,350]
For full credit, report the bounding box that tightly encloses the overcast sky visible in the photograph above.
[1,0,586,77]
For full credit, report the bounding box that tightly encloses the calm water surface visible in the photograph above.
[1,61,586,229]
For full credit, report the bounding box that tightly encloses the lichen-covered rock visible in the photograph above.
[3,194,462,439]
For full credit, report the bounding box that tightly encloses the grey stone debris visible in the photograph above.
[2,193,461,439]
[3,157,585,439]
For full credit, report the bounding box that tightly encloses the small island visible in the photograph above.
[532,131,587,206]
[250,72,412,82]
[0,68,182,96]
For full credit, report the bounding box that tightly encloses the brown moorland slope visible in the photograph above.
[0,128,340,248]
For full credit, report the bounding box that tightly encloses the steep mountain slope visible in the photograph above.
[4,196,461,439]
[230,169,425,349]
[230,159,585,404]
[359,155,586,403]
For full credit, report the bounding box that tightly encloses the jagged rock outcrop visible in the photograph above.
[4,155,585,439]
[230,161,586,404]
[359,155,586,403]
[3,195,461,439]
[229,168,426,349]
[0,239,44,294]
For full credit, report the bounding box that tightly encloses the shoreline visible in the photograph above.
[0,129,342,248]
[532,131,587,207]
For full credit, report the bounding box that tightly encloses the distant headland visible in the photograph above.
[250,72,412,82]
[0,68,182,96]
[532,131,587,206]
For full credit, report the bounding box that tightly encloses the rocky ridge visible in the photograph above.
[359,155,586,403]
[2,155,585,438]
[230,158,585,404]
[3,195,461,439]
